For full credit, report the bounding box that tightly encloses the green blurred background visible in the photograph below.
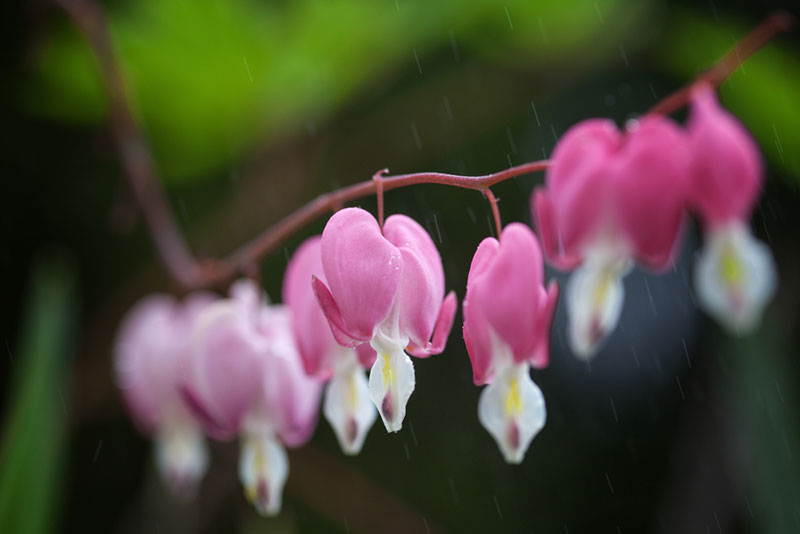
[1,0,799,532]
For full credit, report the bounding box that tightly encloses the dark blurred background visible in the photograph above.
[1,0,799,532]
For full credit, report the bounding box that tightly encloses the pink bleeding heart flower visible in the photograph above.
[531,116,690,359]
[114,291,216,498]
[312,207,457,432]
[181,279,267,441]
[238,304,323,517]
[284,235,377,455]
[182,279,323,517]
[687,82,776,332]
[463,223,558,463]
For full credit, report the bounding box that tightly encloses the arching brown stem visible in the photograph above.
[55,0,792,291]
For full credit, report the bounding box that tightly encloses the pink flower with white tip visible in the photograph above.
[312,207,457,432]
[114,291,216,498]
[183,279,322,516]
[463,223,558,463]
[284,235,378,454]
[687,83,776,332]
[532,116,690,359]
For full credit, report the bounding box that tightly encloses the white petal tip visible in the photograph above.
[155,422,209,500]
[323,363,378,454]
[695,224,777,335]
[478,364,546,464]
[368,350,415,435]
[239,433,288,518]
[566,255,627,361]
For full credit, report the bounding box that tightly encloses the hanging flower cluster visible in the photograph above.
[532,84,776,358]
[116,280,322,516]
[114,77,779,515]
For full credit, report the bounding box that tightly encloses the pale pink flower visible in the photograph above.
[312,208,457,432]
[182,279,322,516]
[463,223,558,463]
[114,291,216,498]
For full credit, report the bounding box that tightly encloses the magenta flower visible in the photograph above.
[183,279,322,516]
[687,83,776,332]
[463,223,558,463]
[284,235,378,454]
[532,116,690,359]
[312,207,457,432]
[114,291,216,498]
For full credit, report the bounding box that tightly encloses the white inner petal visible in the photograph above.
[368,347,415,433]
[154,418,209,499]
[566,250,631,360]
[695,221,777,333]
[478,362,546,464]
[324,353,378,454]
[238,431,289,517]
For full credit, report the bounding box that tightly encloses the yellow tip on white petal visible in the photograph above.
[695,223,776,333]
[154,421,208,500]
[238,432,288,517]
[324,362,377,454]
[368,349,415,433]
[478,364,546,464]
[566,255,629,360]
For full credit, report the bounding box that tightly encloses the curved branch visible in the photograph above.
[648,10,794,116]
[208,161,549,287]
[55,0,204,288]
[56,0,791,291]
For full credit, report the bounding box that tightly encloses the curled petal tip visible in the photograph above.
[311,276,369,347]
[530,281,559,369]
[407,291,457,358]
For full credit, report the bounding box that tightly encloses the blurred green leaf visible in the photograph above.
[660,11,800,181]
[0,254,76,534]
[721,323,800,533]
[25,0,637,182]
